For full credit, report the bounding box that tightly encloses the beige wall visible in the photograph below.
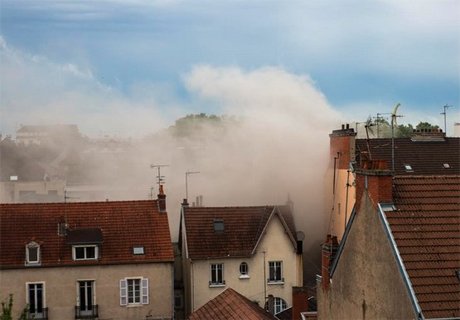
[317,194,416,320]
[326,167,356,240]
[0,263,174,320]
[186,214,301,313]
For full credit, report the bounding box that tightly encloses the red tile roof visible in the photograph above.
[0,200,174,269]
[386,176,460,318]
[355,137,460,175]
[183,205,296,260]
[188,287,277,320]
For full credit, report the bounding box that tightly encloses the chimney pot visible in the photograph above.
[341,124,345,130]
[157,185,166,212]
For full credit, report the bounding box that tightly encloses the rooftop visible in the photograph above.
[183,205,296,260]
[0,200,174,269]
[386,175,460,318]
[355,137,460,175]
[188,287,277,320]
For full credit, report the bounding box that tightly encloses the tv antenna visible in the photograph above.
[374,113,391,138]
[185,171,200,201]
[440,105,453,136]
[391,103,403,172]
[151,164,169,193]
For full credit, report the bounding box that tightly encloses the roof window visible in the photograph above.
[443,163,450,169]
[404,164,413,172]
[133,246,145,255]
[213,219,224,233]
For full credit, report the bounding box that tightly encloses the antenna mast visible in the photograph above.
[151,164,169,193]
[391,103,403,172]
[440,105,453,136]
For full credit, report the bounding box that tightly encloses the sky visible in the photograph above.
[1,0,459,137]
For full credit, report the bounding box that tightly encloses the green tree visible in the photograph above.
[415,121,440,131]
[1,295,28,320]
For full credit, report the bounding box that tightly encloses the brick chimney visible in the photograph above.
[157,185,166,212]
[355,160,393,211]
[292,287,309,320]
[321,234,339,290]
[329,124,357,169]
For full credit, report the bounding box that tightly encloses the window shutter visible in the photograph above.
[119,279,127,306]
[141,278,149,304]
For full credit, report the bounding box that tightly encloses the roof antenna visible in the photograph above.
[440,105,453,136]
[391,103,403,172]
[150,164,169,194]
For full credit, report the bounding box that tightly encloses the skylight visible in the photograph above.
[404,164,413,172]
[133,246,145,255]
[213,219,224,233]
[443,163,450,169]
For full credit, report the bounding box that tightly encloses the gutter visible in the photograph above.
[377,203,424,320]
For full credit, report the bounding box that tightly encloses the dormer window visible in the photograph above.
[73,245,98,260]
[26,241,40,265]
[66,228,102,261]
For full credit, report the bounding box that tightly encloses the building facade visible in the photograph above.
[0,196,174,320]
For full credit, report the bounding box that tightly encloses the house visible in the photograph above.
[188,287,277,320]
[16,124,80,146]
[317,163,460,319]
[0,188,174,320]
[179,203,303,317]
[326,125,460,240]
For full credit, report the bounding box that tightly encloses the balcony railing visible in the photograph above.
[27,308,48,320]
[75,305,98,319]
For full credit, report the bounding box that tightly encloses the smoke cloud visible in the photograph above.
[2,39,342,278]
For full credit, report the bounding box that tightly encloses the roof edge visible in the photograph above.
[251,206,297,255]
[330,205,357,277]
[377,203,424,320]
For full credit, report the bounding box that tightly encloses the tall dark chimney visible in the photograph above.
[158,185,166,212]
[321,234,339,291]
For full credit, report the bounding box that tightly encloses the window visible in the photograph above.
[120,278,149,306]
[209,263,225,286]
[73,245,98,260]
[268,261,283,283]
[26,242,40,265]
[265,297,288,315]
[27,282,47,319]
[133,246,145,255]
[274,297,287,314]
[213,219,224,233]
[76,281,97,319]
[239,262,249,278]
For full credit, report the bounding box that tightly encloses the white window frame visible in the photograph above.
[72,245,98,261]
[239,262,250,279]
[76,279,96,315]
[268,261,284,283]
[26,282,46,317]
[120,277,149,306]
[274,297,287,314]
[25,241,41,266]
[209,263,225,287]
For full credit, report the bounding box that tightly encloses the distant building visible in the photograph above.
[0,193,174,320]
[0,178,65,203]
[16,124,80,146]
[180,203,303,318]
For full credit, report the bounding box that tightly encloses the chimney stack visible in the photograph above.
[321,234,339,291]
[267,294,275,315]
[181,198,189,208]
[157,185,166,212]
[355,160,393,211]
[329,124,357,169]
[292,287,309,320]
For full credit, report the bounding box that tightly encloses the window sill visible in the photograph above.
[209,284,226,288]
[267,281,284,285]
[126,303,145,308]
[239,275,250,279]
